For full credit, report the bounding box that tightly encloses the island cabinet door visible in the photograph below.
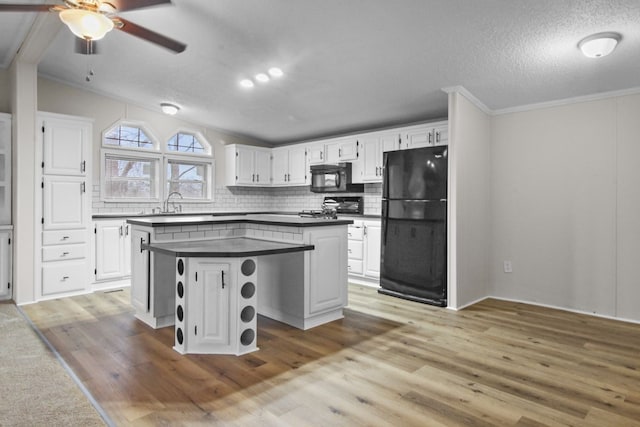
[188,260,235,352]
[306,228,348,316]
[130,229,150,314]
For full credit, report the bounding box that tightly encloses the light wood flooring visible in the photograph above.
[22,285,640,427]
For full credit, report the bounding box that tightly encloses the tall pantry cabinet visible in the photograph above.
[38,112,92,299]
[0,114,12,301]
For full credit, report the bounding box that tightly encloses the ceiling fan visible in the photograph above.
[0,0,186,53]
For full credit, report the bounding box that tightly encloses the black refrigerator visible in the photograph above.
[379,146,448,307]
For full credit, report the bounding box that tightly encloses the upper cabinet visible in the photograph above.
[307,143,325,165]
[0,114,11,225]
[357,131,401,183]
[225,144,272,186]
[403,121,448,150]
[42,116,89,176]
[272,145,308,186]
[325,137,359,163]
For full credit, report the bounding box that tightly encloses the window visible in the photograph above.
[165,158,211,199]
[167,132,206,154]
[102,150,160,200]
[100,121,214,203]
[104,124,155,150]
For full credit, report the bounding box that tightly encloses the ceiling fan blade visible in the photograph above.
[115,17,186,53]
[0,4,57,12]
[108,0,171,12]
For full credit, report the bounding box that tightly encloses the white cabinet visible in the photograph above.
[325,137,359,163]
[307,143,325,165]
[272,145,308,186]
[0,228,12,300]
[306,227,348,316]
[95,219,131,282]
[363,220,381,278]
[358,132,401,183]
[403,121,448,149]
[38,113,92,298]
[347,218,381,283]
[225,144,272,186]
[0,114,11,224]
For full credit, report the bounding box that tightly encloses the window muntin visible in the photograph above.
[165,158,210,200]
[167,132,206,154]
[102,152,159,200]
[104,125,155,149]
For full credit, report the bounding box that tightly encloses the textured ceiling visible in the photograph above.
[1,0,640,144]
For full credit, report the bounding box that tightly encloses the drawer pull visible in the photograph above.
[62,276,70,281]
[61,252,69,256]
[61,236,69,240]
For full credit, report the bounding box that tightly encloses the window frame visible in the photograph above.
[100,148,162,203]
[101,120,161,153]
[166,129,212,156]
[163,154,214,202]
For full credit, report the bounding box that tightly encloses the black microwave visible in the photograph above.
[310,163,364,193]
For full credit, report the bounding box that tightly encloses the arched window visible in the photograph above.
[104,124,157,150]
[167,132,207,154]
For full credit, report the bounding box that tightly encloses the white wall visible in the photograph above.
[448,91,491,308]
[490,96,633,319]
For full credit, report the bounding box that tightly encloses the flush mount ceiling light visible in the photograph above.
[578,32,621,58]
[161,103,179,115]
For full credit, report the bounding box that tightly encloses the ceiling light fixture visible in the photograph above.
[578,32,621,58]
[240,79,255,88]
[161,103,180,115]
[268,67,284,78]
[255,73,270,83]
[59,8,114,41]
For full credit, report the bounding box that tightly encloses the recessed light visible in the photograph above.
[578,32,621,58]
[255,73,270,83]
[160,103,179,115]
[240,79,254,88]
[268,67,284,78]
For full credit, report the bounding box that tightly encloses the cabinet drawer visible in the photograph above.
[348,259,363,275]
[347,226,363,240]
[42,229,86,245]
[347,240,363,260]
[42,243,87,262]
[42,261,88,296]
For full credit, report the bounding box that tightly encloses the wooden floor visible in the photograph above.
[22,285,640,427]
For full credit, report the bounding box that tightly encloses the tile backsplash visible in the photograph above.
[92,182,383,215]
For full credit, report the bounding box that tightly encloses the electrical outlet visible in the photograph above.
[503,260,512,273]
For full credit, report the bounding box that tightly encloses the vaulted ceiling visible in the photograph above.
[1,0,639,144]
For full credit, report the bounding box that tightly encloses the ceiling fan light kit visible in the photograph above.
[578,32,621,58]
[59,8,114,41]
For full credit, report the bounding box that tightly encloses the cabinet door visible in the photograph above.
[235,146,256,185]
[307,228,347,315]
[338,138,359,161]
[95,221,124,281]
[307,144,325,165]
[130,229,150,313]
[360,138,382,182]
[0,116,11,224]
[271,148,288,185]
[381,132,401,152]
[43,176,88,230]
[287,146,308,185]
[433,123,449,146]
[42,117,88,176]
[190,261,232,347]
[0,231,11,300]
[405,126,434,149]
[364,222,381,278]
[254,149,272,185]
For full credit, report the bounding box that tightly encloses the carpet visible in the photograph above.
[0,302,107,427]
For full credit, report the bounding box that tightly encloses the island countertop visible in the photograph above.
[142,237,314,258]
[126,214,353,228]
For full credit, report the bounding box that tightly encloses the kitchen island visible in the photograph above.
[127,214,352,355]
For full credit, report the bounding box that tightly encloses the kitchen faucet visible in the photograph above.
[163,191,183,213]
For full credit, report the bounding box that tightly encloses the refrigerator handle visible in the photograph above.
[382,153,389,198]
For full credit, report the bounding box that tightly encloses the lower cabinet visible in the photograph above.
[174,257,258,355]
[0,228,12,301]
[41,229,89,297]
[348,219,381,284]
[94,219,131,284]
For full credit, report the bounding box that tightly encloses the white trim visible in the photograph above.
[102,119,161,152]
[493,86,640,115]
[37,110,94,124]
[163,155,214,202]
[441,86,492,115]
[100,148,162,203]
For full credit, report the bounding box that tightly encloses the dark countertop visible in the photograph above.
[95,211,380,220]
[142,237,314,258]
[126,214,354,228]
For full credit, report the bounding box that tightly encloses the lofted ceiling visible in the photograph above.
[1,0,640,144]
